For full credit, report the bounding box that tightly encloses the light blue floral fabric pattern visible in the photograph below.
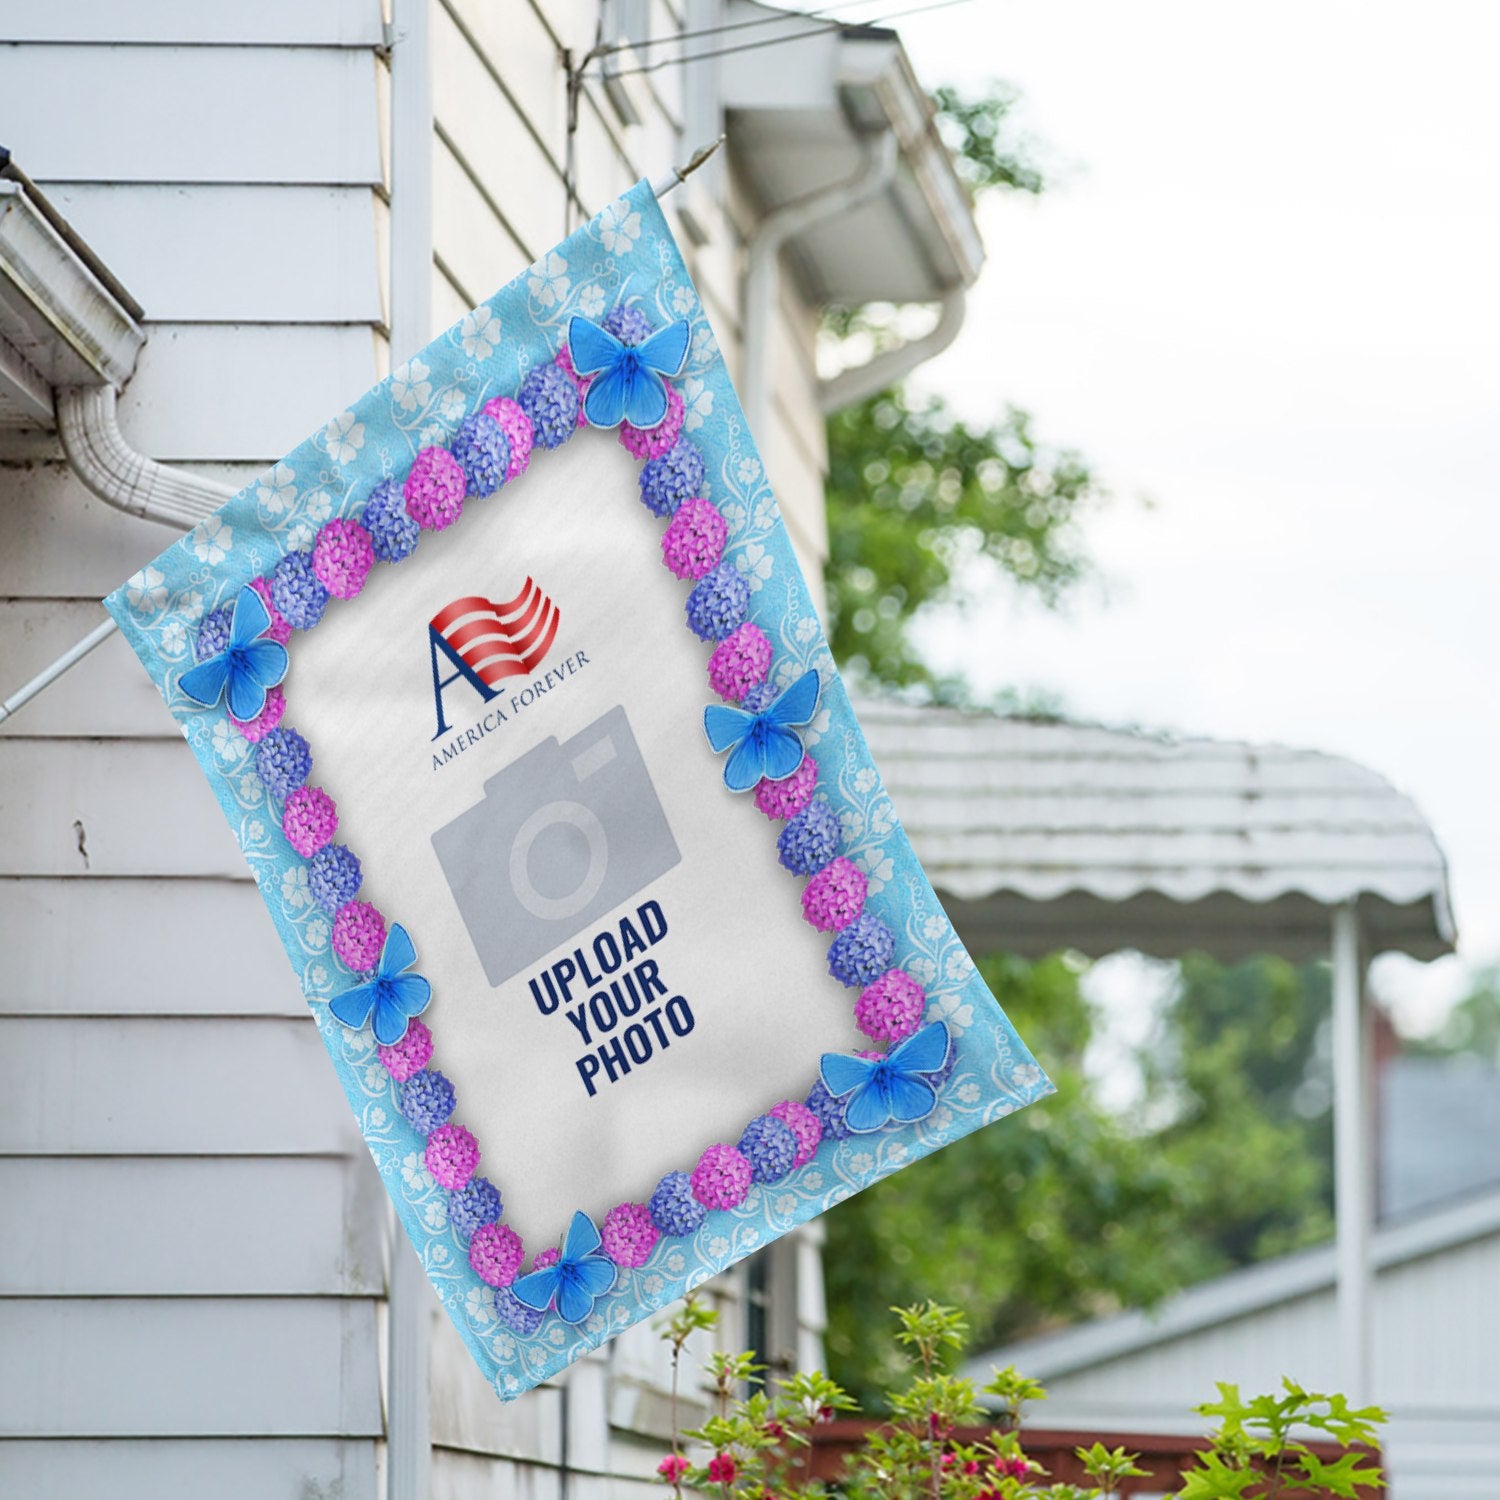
[105,180,1053,1400]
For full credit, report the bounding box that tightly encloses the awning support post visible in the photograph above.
[1331,900,1372,1402]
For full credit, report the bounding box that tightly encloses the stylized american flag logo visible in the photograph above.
[429,578,561,687]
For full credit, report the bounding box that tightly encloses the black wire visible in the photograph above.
[596,0,973,80]
[591,0,897,61]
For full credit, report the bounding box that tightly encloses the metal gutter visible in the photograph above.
[741,129,898,443]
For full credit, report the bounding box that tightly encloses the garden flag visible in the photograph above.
[106,179,1053,1399]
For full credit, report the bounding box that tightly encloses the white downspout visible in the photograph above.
[741,129,898,448]
[817,283,967,413]
[55,384,235,526]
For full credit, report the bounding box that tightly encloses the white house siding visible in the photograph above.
[0,1,837,1494]
[993,1211,1500,1500]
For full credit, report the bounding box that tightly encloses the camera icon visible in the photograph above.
[431,705,681,986]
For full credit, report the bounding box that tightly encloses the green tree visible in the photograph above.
[822,82,1100,698]
[822,953,1338,1401]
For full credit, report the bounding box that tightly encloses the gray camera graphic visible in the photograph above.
[431,706,681,986]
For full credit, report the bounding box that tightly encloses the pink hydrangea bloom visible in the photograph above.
[619,383,685,461]
[378,1017,432,1081]
[769,1099,823,1168]
[333,899,385,971]
[691,1143,753,1211]
[425,1123,480,1190]
[532,1247,559,1272]
[707,622,772,703]
[404,445,466,531]
[755,754,817,821]
[855,970,927,1045]
[248,576,293,645]
[802,857,868,933]
[553,347,592,428]
[312,518,375,599]
[660,497,727,581]
[229,684,285,744]
[601,1202,660,1268]
[282,784,338,857]
[469,1222,524,1287]
[482,395,534,480]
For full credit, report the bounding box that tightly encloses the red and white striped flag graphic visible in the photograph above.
[428,578,561,687]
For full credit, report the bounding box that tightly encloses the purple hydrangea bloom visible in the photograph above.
[639,439,706,517]
[195,606,233,662]
[362,477,420,563]
[827,914,896,988]
[451,411,512,497]
[740,681,776,714]
[648,1170,708,1237]
[685,562,749,642]
[805,1079,854,1141]
[270,551,329,631]
[518,362,580,450]
[737,1115,798,1184]
[449,1176,502,1241]
[602,303,653,345]
[493,1284,546,1336]
[254,728,312,799]
[776,799,840,876]
[399,1069,456,1135]
[308,843,363,913]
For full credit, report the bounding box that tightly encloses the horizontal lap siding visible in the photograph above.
[0,12,388,1495]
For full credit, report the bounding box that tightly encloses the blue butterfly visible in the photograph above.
[819,1021,951,1134]
[178,582,289,723]
[567,314,691,430]
[328,924,433,1046]
[703,669,821,793]
[511,1211,618,1324]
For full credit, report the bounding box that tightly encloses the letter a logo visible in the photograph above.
[428,578,561,739]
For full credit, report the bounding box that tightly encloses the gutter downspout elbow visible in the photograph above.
[55,383,234,530]
[817,283,967,413]
[741,129,898,447]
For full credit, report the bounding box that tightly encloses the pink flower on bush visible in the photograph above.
[312,518,375,599]
[691,1143,753,1210]
[601,1202,660,1268]
[378,1017,432,1081]
[854,970,926,1045]
[660,497,728,581]
[469,1222,524,1287]
[801,857,867,933]
[620,383,685,461]
[332,899,385,971]
[230,684,285,744]
[424,1122,479,1190]
[282,785,337,857]
[404,446,465,530]
[706,1453,737,1484]
[754,755,816,820]
[657,1454,690,1482]
[707,622,772,703]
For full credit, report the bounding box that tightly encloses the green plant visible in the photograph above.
[1178,1381,1386,1499]
[653,1301,1385,1499]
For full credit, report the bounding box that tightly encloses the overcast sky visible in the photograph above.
[867,0,1500,1032]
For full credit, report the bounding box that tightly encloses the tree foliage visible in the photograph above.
[822,81,1098,699]
[825,396,1094,696]
[822,955,1336,1401]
